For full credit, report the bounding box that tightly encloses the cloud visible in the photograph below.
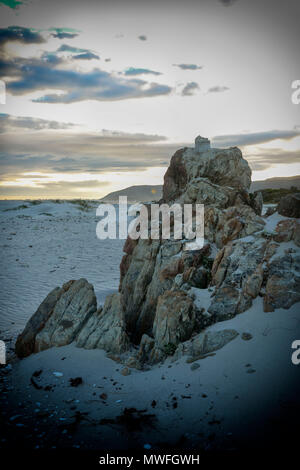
[48,27,80,39]
[0,26,45,46]
[57,44,93,54]
[124,67,162,76]
[0,0,24,9]
[1,50,172,103]
[218,0,238,6]
[181,82,199,96]
[0,116,183,181]
[50,28,79,39]
[42,45,99,61]
[51,32,79,39]
[31,78,172,103]
[245,148,300,171]
[0,113,74,132]
[173,64,203,71]
[0,178,110,198]
[1,114,299,197]
[40,51,64,66]
[212,129,300,147]
[138,35,147,41]
[207,86,229,93]
[73,52,100,60]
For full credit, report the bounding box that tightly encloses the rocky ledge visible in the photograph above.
[15,136,300,368]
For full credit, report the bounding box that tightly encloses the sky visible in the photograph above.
[0,0,299,199]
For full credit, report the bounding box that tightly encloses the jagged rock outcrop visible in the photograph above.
[76,293,130,354]
[16,279,97,357]
[163,143,251,204]
[173,329,239,362]
[264,249,300,312]
[277,193,300,218]
[209,237,267,319]
[15,135,300,365]
[151,290,203,361]
[15,285,67,358]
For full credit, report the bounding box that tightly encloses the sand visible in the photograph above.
[1,298,299,452]
[1,200,299,454]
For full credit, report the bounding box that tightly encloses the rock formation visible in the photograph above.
[16,279,97,357]
[277,193,300,218]
[15,136,300,366]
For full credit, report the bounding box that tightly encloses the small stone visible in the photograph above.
[120,367,131,376]
[241,332,253,341]
[53,371,63,377]
[190,363,200,371]
[69,377,83,387]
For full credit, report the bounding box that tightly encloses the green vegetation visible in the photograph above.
[4,204,28,212]
[202,256,214,271]
[29,200,42,206]
[260,186,298,204]
[68,199,94,211]
[163,343,177,356]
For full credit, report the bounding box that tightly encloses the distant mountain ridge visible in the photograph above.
[250,175,300,191]
[100,176,300,203]
[100,185,162,203]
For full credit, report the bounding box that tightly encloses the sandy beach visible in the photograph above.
[1,199,299,457]
[1,298,299,453]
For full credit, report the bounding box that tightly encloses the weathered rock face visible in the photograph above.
[209,237,267,319]
[76,293,130,354]
[16,279,97,357]
[163,143,251,203]
[117,139,262,350]
[152,290,202,352]
[173,328,239,361]
[273,219,298,243]
[214,205,265,248]
[16,136,300,365]
[264,252,300,312]
[15,285,66,358]
[250,191,263,216]
[277,193,300,218]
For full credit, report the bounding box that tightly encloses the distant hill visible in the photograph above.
[100,185,162,203]
[250,175,300,191]
[100,176,300,204]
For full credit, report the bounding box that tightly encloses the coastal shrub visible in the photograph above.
[30,200,42,206]
[202,256,214,270]
[163,343,177,356]
[4,204,28,212]
[69,199,93,211]
[260,187,299,204]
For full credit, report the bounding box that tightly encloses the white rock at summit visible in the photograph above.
[195,135,210,153]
